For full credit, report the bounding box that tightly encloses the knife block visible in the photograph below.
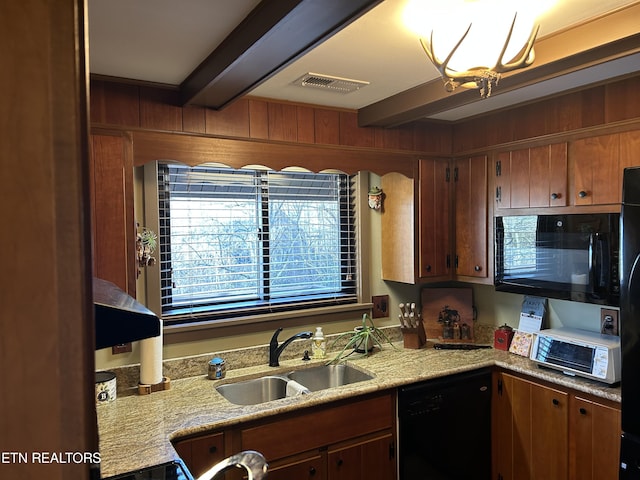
[401,324,426,349]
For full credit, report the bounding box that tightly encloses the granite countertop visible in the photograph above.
[96,343,621,478]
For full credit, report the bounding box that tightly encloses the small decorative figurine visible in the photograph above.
[368,186,383,210]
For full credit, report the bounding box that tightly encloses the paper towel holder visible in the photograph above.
[138,377,171,395]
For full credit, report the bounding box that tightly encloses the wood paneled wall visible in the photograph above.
[453,75,640,153]
[90,80,453,156]
[2,0,97,478]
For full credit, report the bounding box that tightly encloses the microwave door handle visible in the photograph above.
[590,233,608,294]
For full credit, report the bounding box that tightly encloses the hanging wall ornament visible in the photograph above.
[368,186,383,210]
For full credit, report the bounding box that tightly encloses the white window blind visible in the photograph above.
[157,163,357,322]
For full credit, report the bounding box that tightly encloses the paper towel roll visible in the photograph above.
[571,273,588,285]
[140,324,163,385]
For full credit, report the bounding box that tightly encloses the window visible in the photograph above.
[157,163,357,324]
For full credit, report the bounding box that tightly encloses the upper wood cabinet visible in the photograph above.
[419,158,451,280]
[454,155,488,280]
[381,172,417,283]
[89,132,136,295]
[569,134,620,206]
[567,130,640,207]
[381,156,488,284]
[495,143,568,209]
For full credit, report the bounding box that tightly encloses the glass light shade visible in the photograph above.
[404,0,553,74]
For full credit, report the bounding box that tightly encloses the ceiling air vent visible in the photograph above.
[293,73,369,93]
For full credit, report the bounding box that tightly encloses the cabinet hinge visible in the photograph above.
[496,186,502,202]
[389,442,395,459]
[445,167,450,182]
[454,166,459,182]
[455,255,459,269]
[496,160,502,177]
[446,254,451,269]
[497,378,503,396]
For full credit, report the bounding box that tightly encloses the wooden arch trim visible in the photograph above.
[132,130,417,178]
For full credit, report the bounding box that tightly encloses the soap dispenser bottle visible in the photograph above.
[312,327,326,359]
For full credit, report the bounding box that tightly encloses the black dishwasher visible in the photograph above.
[398,368,492,480]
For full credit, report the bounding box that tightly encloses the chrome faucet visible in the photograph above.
[269,327,313,367]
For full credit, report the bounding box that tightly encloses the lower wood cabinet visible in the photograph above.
[569,394,622,480]
[174,391,396,480]
[493,370,621,480]
[173,431,225,478]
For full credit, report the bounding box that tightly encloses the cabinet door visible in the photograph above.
[454,155,487,278]
[89,132,136,295]
[569,395,621,480]
[493,372,569,480]
[419,158,451,280]
[492,372,514,480]
[495,151,511,209]
[328,431,395,480]
[569,134,619,206]
[495,144,567,209]
[267,452,325,480]
[509,148,531,208]
[174,432,225,478]
[530,143,568,208]
[381,172,416,283]
[530,383,568,480]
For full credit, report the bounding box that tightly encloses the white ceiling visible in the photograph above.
[88,0,640,122]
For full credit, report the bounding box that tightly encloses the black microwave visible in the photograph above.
[494,213,619,306]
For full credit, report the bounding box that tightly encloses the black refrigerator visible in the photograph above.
[620,166,640,478]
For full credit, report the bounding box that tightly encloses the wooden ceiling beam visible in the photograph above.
[358,3,640,127]
[180,0,383,109]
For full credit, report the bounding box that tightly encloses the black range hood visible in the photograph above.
[93,277,161,350]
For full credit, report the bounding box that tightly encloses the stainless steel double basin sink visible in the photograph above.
[215,364,374,405]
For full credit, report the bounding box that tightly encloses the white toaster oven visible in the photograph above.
[529,327,621,385]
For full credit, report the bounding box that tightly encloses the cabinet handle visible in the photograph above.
[337,459,343,467]
[474,265,482,272]
[425,265,432,273]
[551,193,559,200]
[579,190,588,198]
[552,398,560,406]
[579,407,587,415]
[309,466,316,476]
[208,446,217,454]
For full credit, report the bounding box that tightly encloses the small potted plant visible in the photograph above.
[328,313,397,364]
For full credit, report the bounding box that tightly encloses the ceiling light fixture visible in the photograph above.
[421,14,538,98]
[405,1,547,98]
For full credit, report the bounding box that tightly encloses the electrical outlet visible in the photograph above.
[372,295,389,318]
[600,308,619,336]
[112,343,132,354]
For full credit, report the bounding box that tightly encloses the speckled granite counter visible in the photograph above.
[96,343,620,478]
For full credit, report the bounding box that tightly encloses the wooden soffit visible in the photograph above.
[358,3,640,127]
[131,130,418,178]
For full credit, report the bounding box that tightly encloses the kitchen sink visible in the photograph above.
[215,364,374,405]
[215,376,289,405]
[287,364,374,392]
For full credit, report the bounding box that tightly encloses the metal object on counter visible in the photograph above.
[208,357,226,380]
[494,324,515,351]
[196,450,268,480]
[95,371,117,404]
